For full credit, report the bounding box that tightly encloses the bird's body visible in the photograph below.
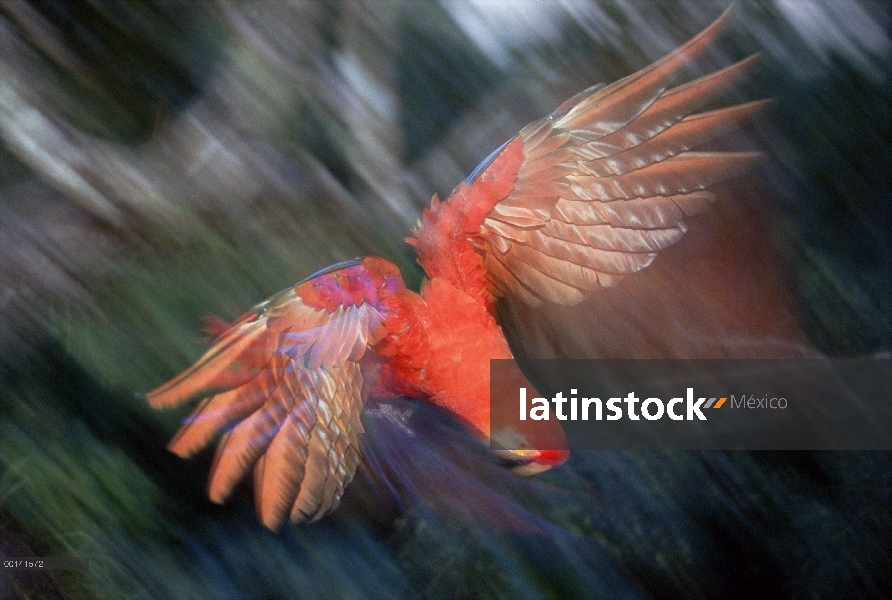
[147,8,765,530]
[382,135,526,436]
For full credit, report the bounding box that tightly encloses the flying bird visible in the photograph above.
[147,8,766,530]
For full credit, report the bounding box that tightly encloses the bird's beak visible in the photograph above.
[493,447,570,476]
[489,362,570,475]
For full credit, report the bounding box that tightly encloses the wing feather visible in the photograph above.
[511,180,570,198]
[524,129,572,156]
[518,150,573,175]
[550,198,610,226]
[552,5,732,135]
[208,371,293,504]
[575,151,763,201]
[490,204,549,225]
[147,319,269,408]
[328,308,359,366]
[518,117,554,149]
[291,427,332,521]
[167,378,269,458]
[552,191,714,229]
[482,217,530,244]
[510,244,604,291]
[469,10,765,305]
[575,55,761,159]
[541,218,685,253]
[582,100,770,177]
[495,250,585,305]
[527,229,657,274]
[147,258,400,529]
[255,383,314,529]
[483,253,542,306]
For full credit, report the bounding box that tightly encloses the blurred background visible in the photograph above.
[0,0,889,598]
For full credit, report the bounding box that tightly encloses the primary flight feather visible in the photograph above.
[147,8,764,530]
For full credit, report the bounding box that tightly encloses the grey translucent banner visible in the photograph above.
[490,359,892,450]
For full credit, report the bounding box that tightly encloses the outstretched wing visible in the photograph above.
[146,258,402,530]
[476,8,766,306]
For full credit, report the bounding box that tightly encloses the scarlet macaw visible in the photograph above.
[147,9,765,530]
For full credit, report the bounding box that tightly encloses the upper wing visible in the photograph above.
[477,8,767,306]
[146,257,402,530]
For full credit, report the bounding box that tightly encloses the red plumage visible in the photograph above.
[146,7,766,530]
[412,136,525,307]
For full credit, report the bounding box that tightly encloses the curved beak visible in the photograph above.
[494,447,570,475]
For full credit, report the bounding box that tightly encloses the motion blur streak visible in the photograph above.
[0,1,889,599]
